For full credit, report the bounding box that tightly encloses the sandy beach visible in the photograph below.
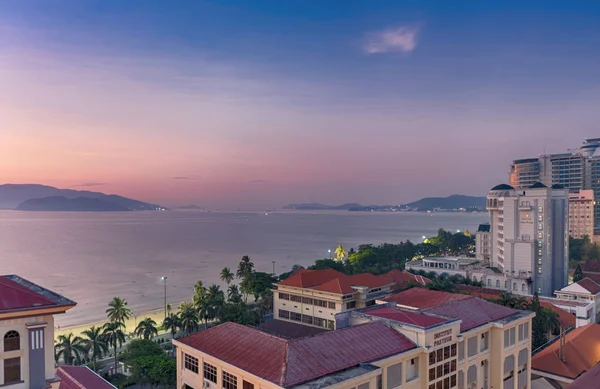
[55,307,170,340]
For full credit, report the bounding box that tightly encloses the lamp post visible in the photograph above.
[272,261,276,275]
[328,249,331,259]
[161,276,167,320]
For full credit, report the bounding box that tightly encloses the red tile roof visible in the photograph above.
[382,288,472,309]
[582,260,600,273]
[532,324,600,379]
[575,278,600,294]
[258,319,328,339]
[177,321,416,387]
[0,275,75,313]
[56,366,116,389]
[380,270,431,289]
[366,307,448,328]
[582,273,600,285]
[565,362,600,389]
[539,302,576,329]
[278,269,391,294]
[423,296,520,332]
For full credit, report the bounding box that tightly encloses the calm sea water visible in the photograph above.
[0,210,488,326]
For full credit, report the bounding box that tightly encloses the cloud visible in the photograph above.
[78,182,106,187]
[364,26,419,54]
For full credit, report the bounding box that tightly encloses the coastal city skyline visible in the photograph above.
[2,1,600,207]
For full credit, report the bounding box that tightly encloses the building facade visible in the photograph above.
[475,224,491,263]
[175,288,533,389]
[555,277,600,324]
[273,269,429,330]
[568,190,594,239]
[509,138,600,230]
[485,183,569,296]
[0,275,76,389]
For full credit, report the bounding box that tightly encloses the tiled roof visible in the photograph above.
[258,319,328,339]
[532,324,600,379]
[582,260,600,273]
[380,270,431,288]
[278,269,392,294]
[382,288,472,309]
[177,321,416,387]
[539,302,576,329]
[575,278,600,294]
[582,272,600,285]
[565,362,600,389]
[0,275,76,313]
[56,366,116,389]
[423,297,520,332]
[366,307,448,328]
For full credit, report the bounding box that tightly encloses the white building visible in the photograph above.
[486,182,569,297]
[555,277,600,324]
[568,189,594,239]
[475,223,491,263]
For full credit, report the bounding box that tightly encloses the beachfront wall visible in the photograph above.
[0,314,57,389]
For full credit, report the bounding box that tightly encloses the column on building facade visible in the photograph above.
[27,323,47,389]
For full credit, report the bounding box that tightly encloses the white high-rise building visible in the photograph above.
[569,189,595,239]
[486,183,569,296]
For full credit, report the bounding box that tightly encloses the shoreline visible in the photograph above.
[55,307,170,341]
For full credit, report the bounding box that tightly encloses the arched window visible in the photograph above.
[4,331,20,352]
[496,280,500,287]
[472,276,477,282]
[513,283,517,291]
[522,284,527,292]
[505,280,508,288]
[487,279,491,286]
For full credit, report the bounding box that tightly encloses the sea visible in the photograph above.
[0,210,488,327]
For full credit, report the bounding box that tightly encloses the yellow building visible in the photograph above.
[175,287,533,389]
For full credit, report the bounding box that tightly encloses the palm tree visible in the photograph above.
[106,297,132,324]
[207,284,226,320]
[163,313,181,339]
[81,326,108,372]
[192,281,207,307]
[542,308,561,337]
[103,321,126,373]
[220,267,234,287]
[55,333,87,365]
[197,298,211,329]
[236,255,254,279]
[228,284,242,304]
[179,301,199,334]
[498,292,516,308]
[335,244,348,262]
[134,318,158,340]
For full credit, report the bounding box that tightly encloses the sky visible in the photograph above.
[1,0,600,208]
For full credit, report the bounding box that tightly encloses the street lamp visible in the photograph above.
[272,261,276,275]
[328,249,331,259]
[161,276,167,320]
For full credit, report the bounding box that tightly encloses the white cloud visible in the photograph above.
[364,26,419,54]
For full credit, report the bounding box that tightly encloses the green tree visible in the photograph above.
[55,333,87,365]
[192,281,207,307]
[237,255,255,279]
[120,338,162,362]
[227,284,243,304]
[207,284,226,319]
[135,317,158,340]
[150,357,177,388]
[197,298,211,329]
[179,301,199,334]
[335,244,348,262]
[81,326,108,371]
[530,293,549,349]
[163,313,181,339]
[249,272,278,301]
[308,258,347,273]
[220,267,235,287]
[426,278,457,292]
[218,302,262,325]
[106,297,132,324]
[498,292,516,307]
[102,321,126,372]
[573,264,583,282]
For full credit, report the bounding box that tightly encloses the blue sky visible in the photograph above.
[1,1,600,207]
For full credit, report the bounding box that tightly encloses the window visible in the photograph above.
[4,357,21,385]
[504,328,516,347]
[521,284,527,292]
[314,299,327,308]
[328,302,336,309]
[429,368,436,381]
[467,337,477,357]
[450,374,457,388]
[290,312,301,322]
[518,348,528,369]
[443,345,450,359]
[302,297,313,305]
[204,362,217,383]
[184,354,199,373]
[243,381,254,389]
[458,341,464,361]
[386,362,402,389]
[496,280,500,287]
[346,301,356,309]
[290,295,302,303]
[458,371,464,389]
[407,357,419,382]
[487,279,491,286]
[279,310,290,319]
[504,355,515,380]
[366,300,376,307]
[279,293,290,300]
[505,280,508,288]
[301,314,313,325]
[450,360,456,373]
[4,331,20,352]
[358,383,370,389]
[223,371,237,389]
[450,343,457,357]
[429,352,436,365]
[538,267,542,274]
[467,365,477,386]
[480,332,489,352]
[327,320,334,330]
[513,282,517,291]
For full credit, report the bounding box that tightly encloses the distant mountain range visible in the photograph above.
[0,184,165,211]
[283,195,486,212]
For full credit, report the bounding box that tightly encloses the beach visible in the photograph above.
[55,307,169,341]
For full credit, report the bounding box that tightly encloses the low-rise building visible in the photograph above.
[0,274,77,389]
[273,269,429,330]
[532,323,600,387]
[55,366,116,389]
[175,288,534,389]
[555,277,600,324]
